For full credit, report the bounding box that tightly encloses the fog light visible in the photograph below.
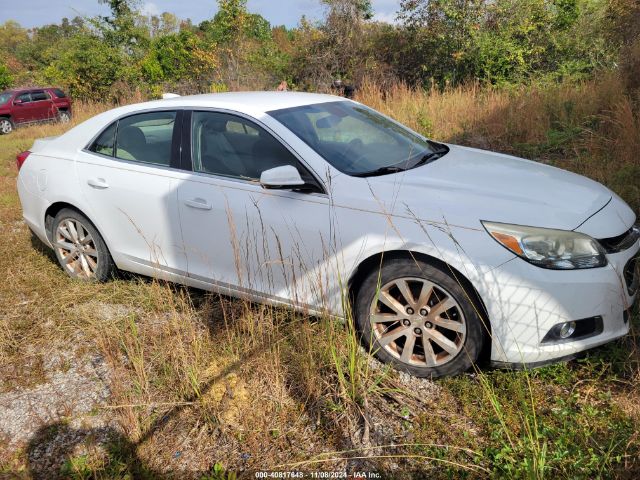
[541,316,603,344]
[559,321,577,339]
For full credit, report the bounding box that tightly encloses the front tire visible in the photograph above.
[0,117,13,135]
[52,209,115,281]
[57,110,71,124]
[355,257,486,378]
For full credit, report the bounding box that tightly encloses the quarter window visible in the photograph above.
[89,122,117,157]
[191,111,311,182]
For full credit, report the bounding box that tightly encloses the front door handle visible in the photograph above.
[185,198,212,210]
[87,178,109,189]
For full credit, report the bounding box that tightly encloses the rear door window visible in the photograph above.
[88,111,178,167]
[115,111,177,166]
[31,91,50,101]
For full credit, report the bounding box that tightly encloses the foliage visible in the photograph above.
[0,63,11,90]
[141,30,218,87]
[397,0,616,87]
[0,0,635,99]
[42,35,128,100]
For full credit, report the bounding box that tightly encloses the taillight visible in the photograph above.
[16,151,30,171]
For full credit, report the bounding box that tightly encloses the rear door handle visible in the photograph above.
[87,178,109,189]
[185,198,212,210]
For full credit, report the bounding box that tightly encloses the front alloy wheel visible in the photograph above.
[371,277,467,367]
[0,118,13,134]
[355,258,485,378]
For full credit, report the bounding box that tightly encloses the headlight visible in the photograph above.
[482,221,607,270]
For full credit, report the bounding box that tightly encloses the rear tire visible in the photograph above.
[51,209,115,282]
[0,117,13,135]
[355,257,486,378]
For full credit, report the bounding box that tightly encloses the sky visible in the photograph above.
[0,0,402,29]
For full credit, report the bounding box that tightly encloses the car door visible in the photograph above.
[176,110,332,309]
[29,90,56,121]
[12,92,33,123]
[75,109,188,277]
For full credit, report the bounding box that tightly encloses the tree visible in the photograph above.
[290,0,376,88]
[398,0,485,86]
[43,35,127,99]
[322,0,373,20]
[139,12,180,37]
[0,21,29,56]
[96,0,149,53]
[142,30,217,88]
[397,0,615,86]
[0,62,11,90]
[200,0,249,43]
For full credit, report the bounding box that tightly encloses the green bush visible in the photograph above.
[0,62,11,90]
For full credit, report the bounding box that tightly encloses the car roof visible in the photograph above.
[144,91,348,115]
[5,87,61,93]
[42,91,351,155]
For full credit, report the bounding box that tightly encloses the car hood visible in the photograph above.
[365,144,624,235]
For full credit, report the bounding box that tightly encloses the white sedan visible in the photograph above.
[17,92,639,377]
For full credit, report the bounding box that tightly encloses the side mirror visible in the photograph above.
[259,165,305,189]
[13,99,23,105]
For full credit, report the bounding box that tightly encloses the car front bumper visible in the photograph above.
[481,235,639,366]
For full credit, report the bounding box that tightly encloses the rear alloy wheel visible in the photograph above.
[52,209,115,281]
[0,118,13,134]
[57,111,71,124]
[355,258,485,378]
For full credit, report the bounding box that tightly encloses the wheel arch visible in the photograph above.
[347,249,493,360]
[44,201,108,249]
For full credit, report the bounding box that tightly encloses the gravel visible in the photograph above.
[0,347,111,448]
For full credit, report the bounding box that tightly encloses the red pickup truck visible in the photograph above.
[0,87,72,135]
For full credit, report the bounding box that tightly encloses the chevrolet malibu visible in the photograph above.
[16,92,639,377]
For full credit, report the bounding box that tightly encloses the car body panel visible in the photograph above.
[175,170,332,307]
[365,144,613,232]
[75,150,188,274]
[575,191,637,238]
[16,92,639,368]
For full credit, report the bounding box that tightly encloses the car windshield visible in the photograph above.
[0,92,12,105]
[268,101,443,176]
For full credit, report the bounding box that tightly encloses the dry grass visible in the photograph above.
[0,77,638,479]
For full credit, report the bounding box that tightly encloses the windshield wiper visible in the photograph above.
[351,165,408,178]
[410,146,450,169]
[351,145,449,178]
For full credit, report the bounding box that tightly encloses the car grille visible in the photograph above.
[598,225,640,253]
